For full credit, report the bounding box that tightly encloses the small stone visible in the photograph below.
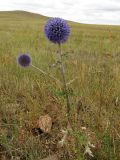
[37,114,52,133]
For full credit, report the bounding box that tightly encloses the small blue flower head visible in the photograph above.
[44,17,70,44]
[17,54,31,67]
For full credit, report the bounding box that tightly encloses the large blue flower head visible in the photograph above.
[44,18,70,44]
[17,54,31,67]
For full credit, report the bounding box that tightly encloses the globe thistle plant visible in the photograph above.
[44,17,70,44]
[17,54,31,67]
[17,18,71,124]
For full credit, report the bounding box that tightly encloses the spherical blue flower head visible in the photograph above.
[17,54,31,67]
[44,18,70,44]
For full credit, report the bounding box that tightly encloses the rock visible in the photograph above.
[37,114,52,133]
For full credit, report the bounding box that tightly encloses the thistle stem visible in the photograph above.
[31,64,62,85]
[58,44,71,122]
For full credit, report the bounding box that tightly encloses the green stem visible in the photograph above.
[58,44,71,122]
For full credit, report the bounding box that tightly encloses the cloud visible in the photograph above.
[0,0,120,25]
[97,7,120,12]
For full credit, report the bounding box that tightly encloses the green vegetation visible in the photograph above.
[0,11,120,160]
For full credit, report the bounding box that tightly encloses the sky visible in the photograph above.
[0,0,120,25]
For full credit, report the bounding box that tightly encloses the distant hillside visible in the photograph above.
[0,10,49,26]
[0,10,48,18]
[0,10,119,28]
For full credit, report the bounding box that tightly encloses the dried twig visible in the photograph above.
[113,127,120,139]
[66,76,78,86]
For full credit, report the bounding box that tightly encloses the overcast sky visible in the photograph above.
[0,0,120,25]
